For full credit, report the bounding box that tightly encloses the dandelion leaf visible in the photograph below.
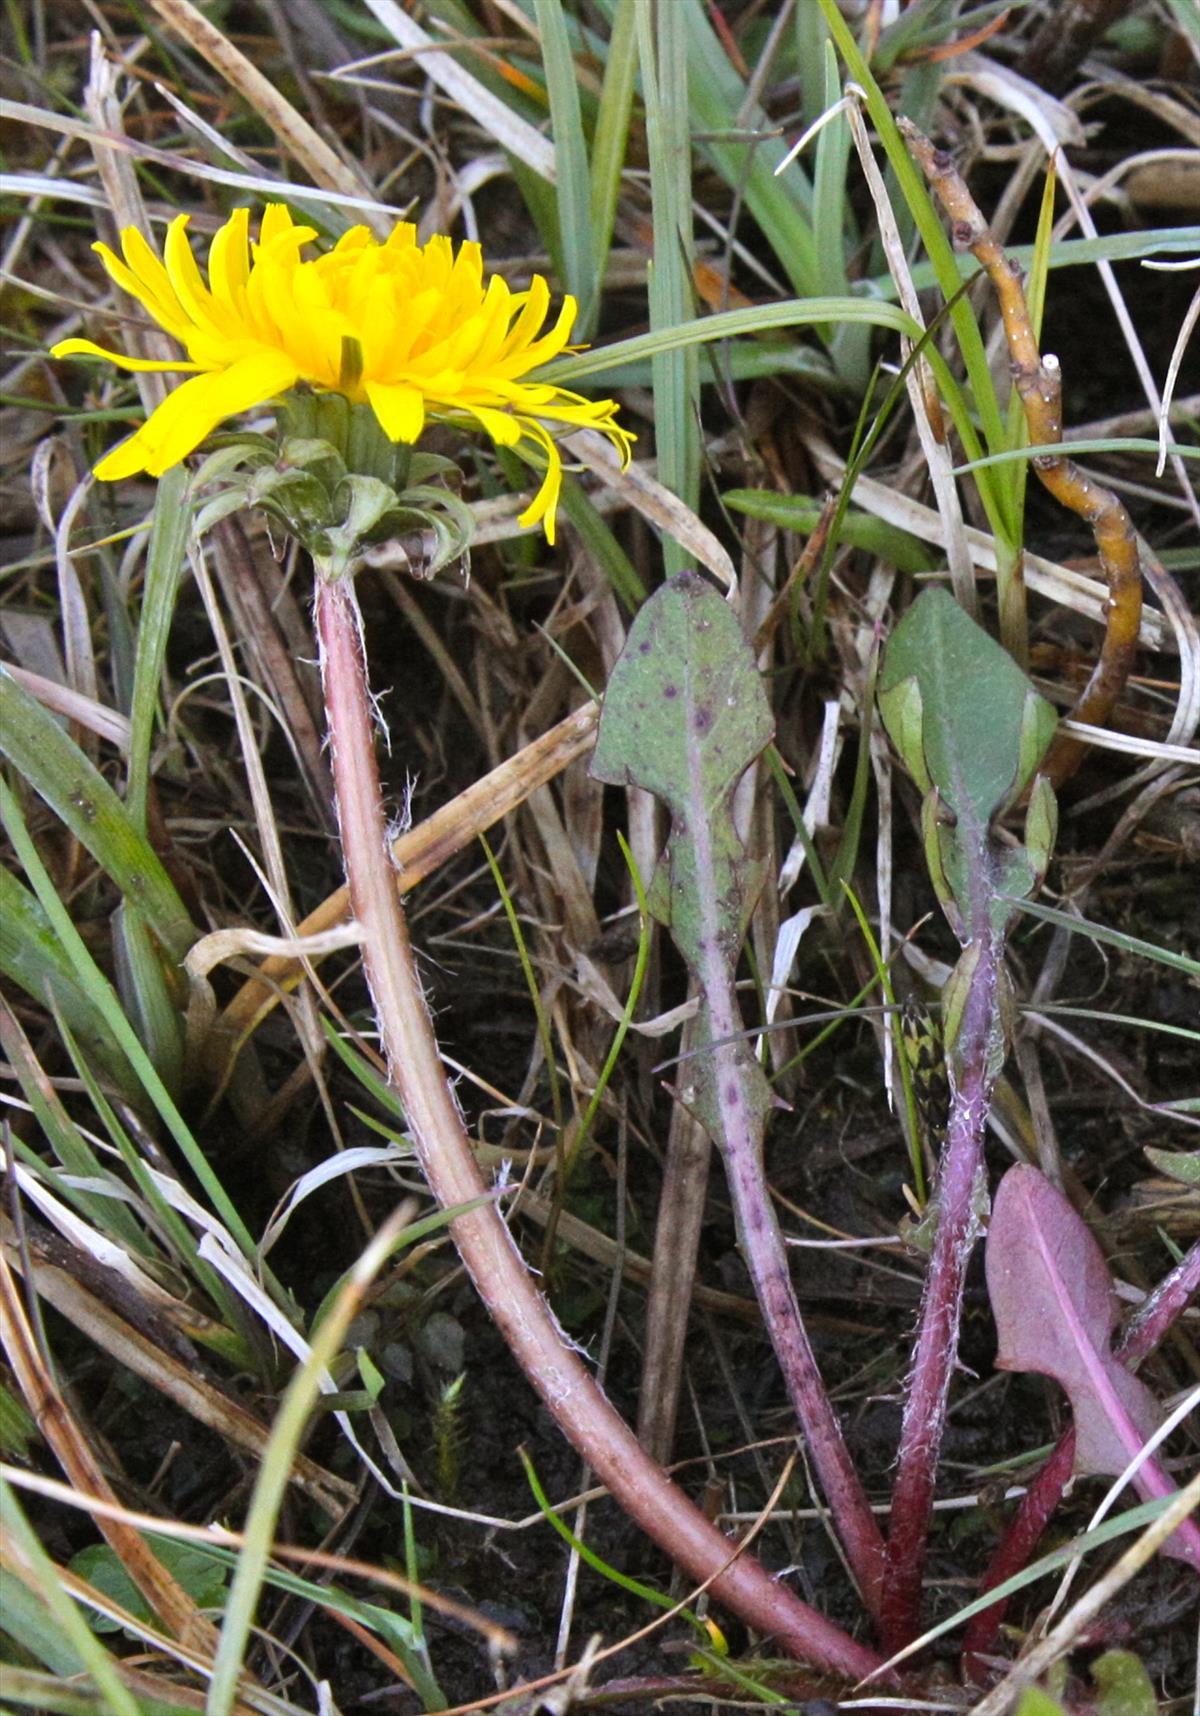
[879,587,1057,828]
[592,572,773,1137]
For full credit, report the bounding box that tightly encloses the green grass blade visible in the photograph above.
[636,0,699,576]
[879,1494,1190,1672]
[0,869,139,1099]
[479,832,563,1135]
[765,745,831,906]
[678,0,821,299]
[203,1209,430,1716]
[826,646,879,901]
[568,830,650,1165]
[125,465,189,833]
[0,778,258,1264]
[520,1447,711,1639]
[794,0,830,133]
[816,0,1015,532]
[724,490,931,573]
[957,438,1199,470]
[814,41,869,390]
[588,0,637,309]
[0,666,194,964]
[48,1007,254,1346]
[998,156,1058,663]
[539,293,926,384]
[1012,897,1200,978]
[113,904,185,1091]
[557,474,646,608]
[0,1482,139,1716]
[533,0,597,335]
[867,226,1200,299]
[0,1000,151,1254]
[840,881,926,1204]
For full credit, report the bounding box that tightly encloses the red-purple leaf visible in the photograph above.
[987,1164,1199,1569]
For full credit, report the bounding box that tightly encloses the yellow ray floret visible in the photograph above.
[52,205,634,543]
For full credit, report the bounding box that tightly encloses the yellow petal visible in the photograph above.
[93,349,298,480]
[50,337,202,374]
[331,225,373,256]
[365,381,426,442]
[497,292,576,376]
[383,221,418,254]
[461,403,521,447]
[207,207,251,311]
[258,204,297,247]
[92,241,191,343]
[119,222,189,331]
[93,433,160,483]
[515,423,563,544]
[165,215,230,337]
[496,275,554,364]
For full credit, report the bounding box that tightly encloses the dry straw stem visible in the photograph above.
[969,1468,1200,1716]
[2,1464,516,1648]
[0,1220,354,1517]
[142,0,379,219]
[0,1243,225,1663]
[209,701,601,1086]
[900,121,1144,787]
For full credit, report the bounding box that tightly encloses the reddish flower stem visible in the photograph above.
[314,571,888,1681]
[963,1239,1200,1677]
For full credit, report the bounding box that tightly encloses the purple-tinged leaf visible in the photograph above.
[988,1164,1199,1569]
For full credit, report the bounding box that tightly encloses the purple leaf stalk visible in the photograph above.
[881,915,1001,1652]
[590,572,888,1626]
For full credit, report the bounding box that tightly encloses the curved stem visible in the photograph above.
[314,571,887,1682]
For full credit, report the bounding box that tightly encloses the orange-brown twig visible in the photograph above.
[899,120,1143,786]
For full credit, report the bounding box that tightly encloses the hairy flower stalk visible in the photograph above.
[53,205,633,543]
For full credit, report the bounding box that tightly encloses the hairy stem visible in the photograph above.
[882,915,1001,1652]
[314,570,887,1680]
[689,778,888,1624]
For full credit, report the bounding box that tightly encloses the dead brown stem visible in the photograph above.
[899,121,1144,787]
[0,1243,225,1662]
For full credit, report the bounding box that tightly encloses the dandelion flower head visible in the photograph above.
[52,205,634,544]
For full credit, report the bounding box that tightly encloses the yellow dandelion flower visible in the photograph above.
[52,205,634,544]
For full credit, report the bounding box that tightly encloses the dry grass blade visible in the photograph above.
[354,0,557,182]
[142,0,379,215]
[210,701,601,1083]
[7,0,1196,1701]
[844,97,977,619]
[969,1471,1200,1716]
[807,440,1169,650]
[0,1243,225,1662]
[0,1219,355,1516]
